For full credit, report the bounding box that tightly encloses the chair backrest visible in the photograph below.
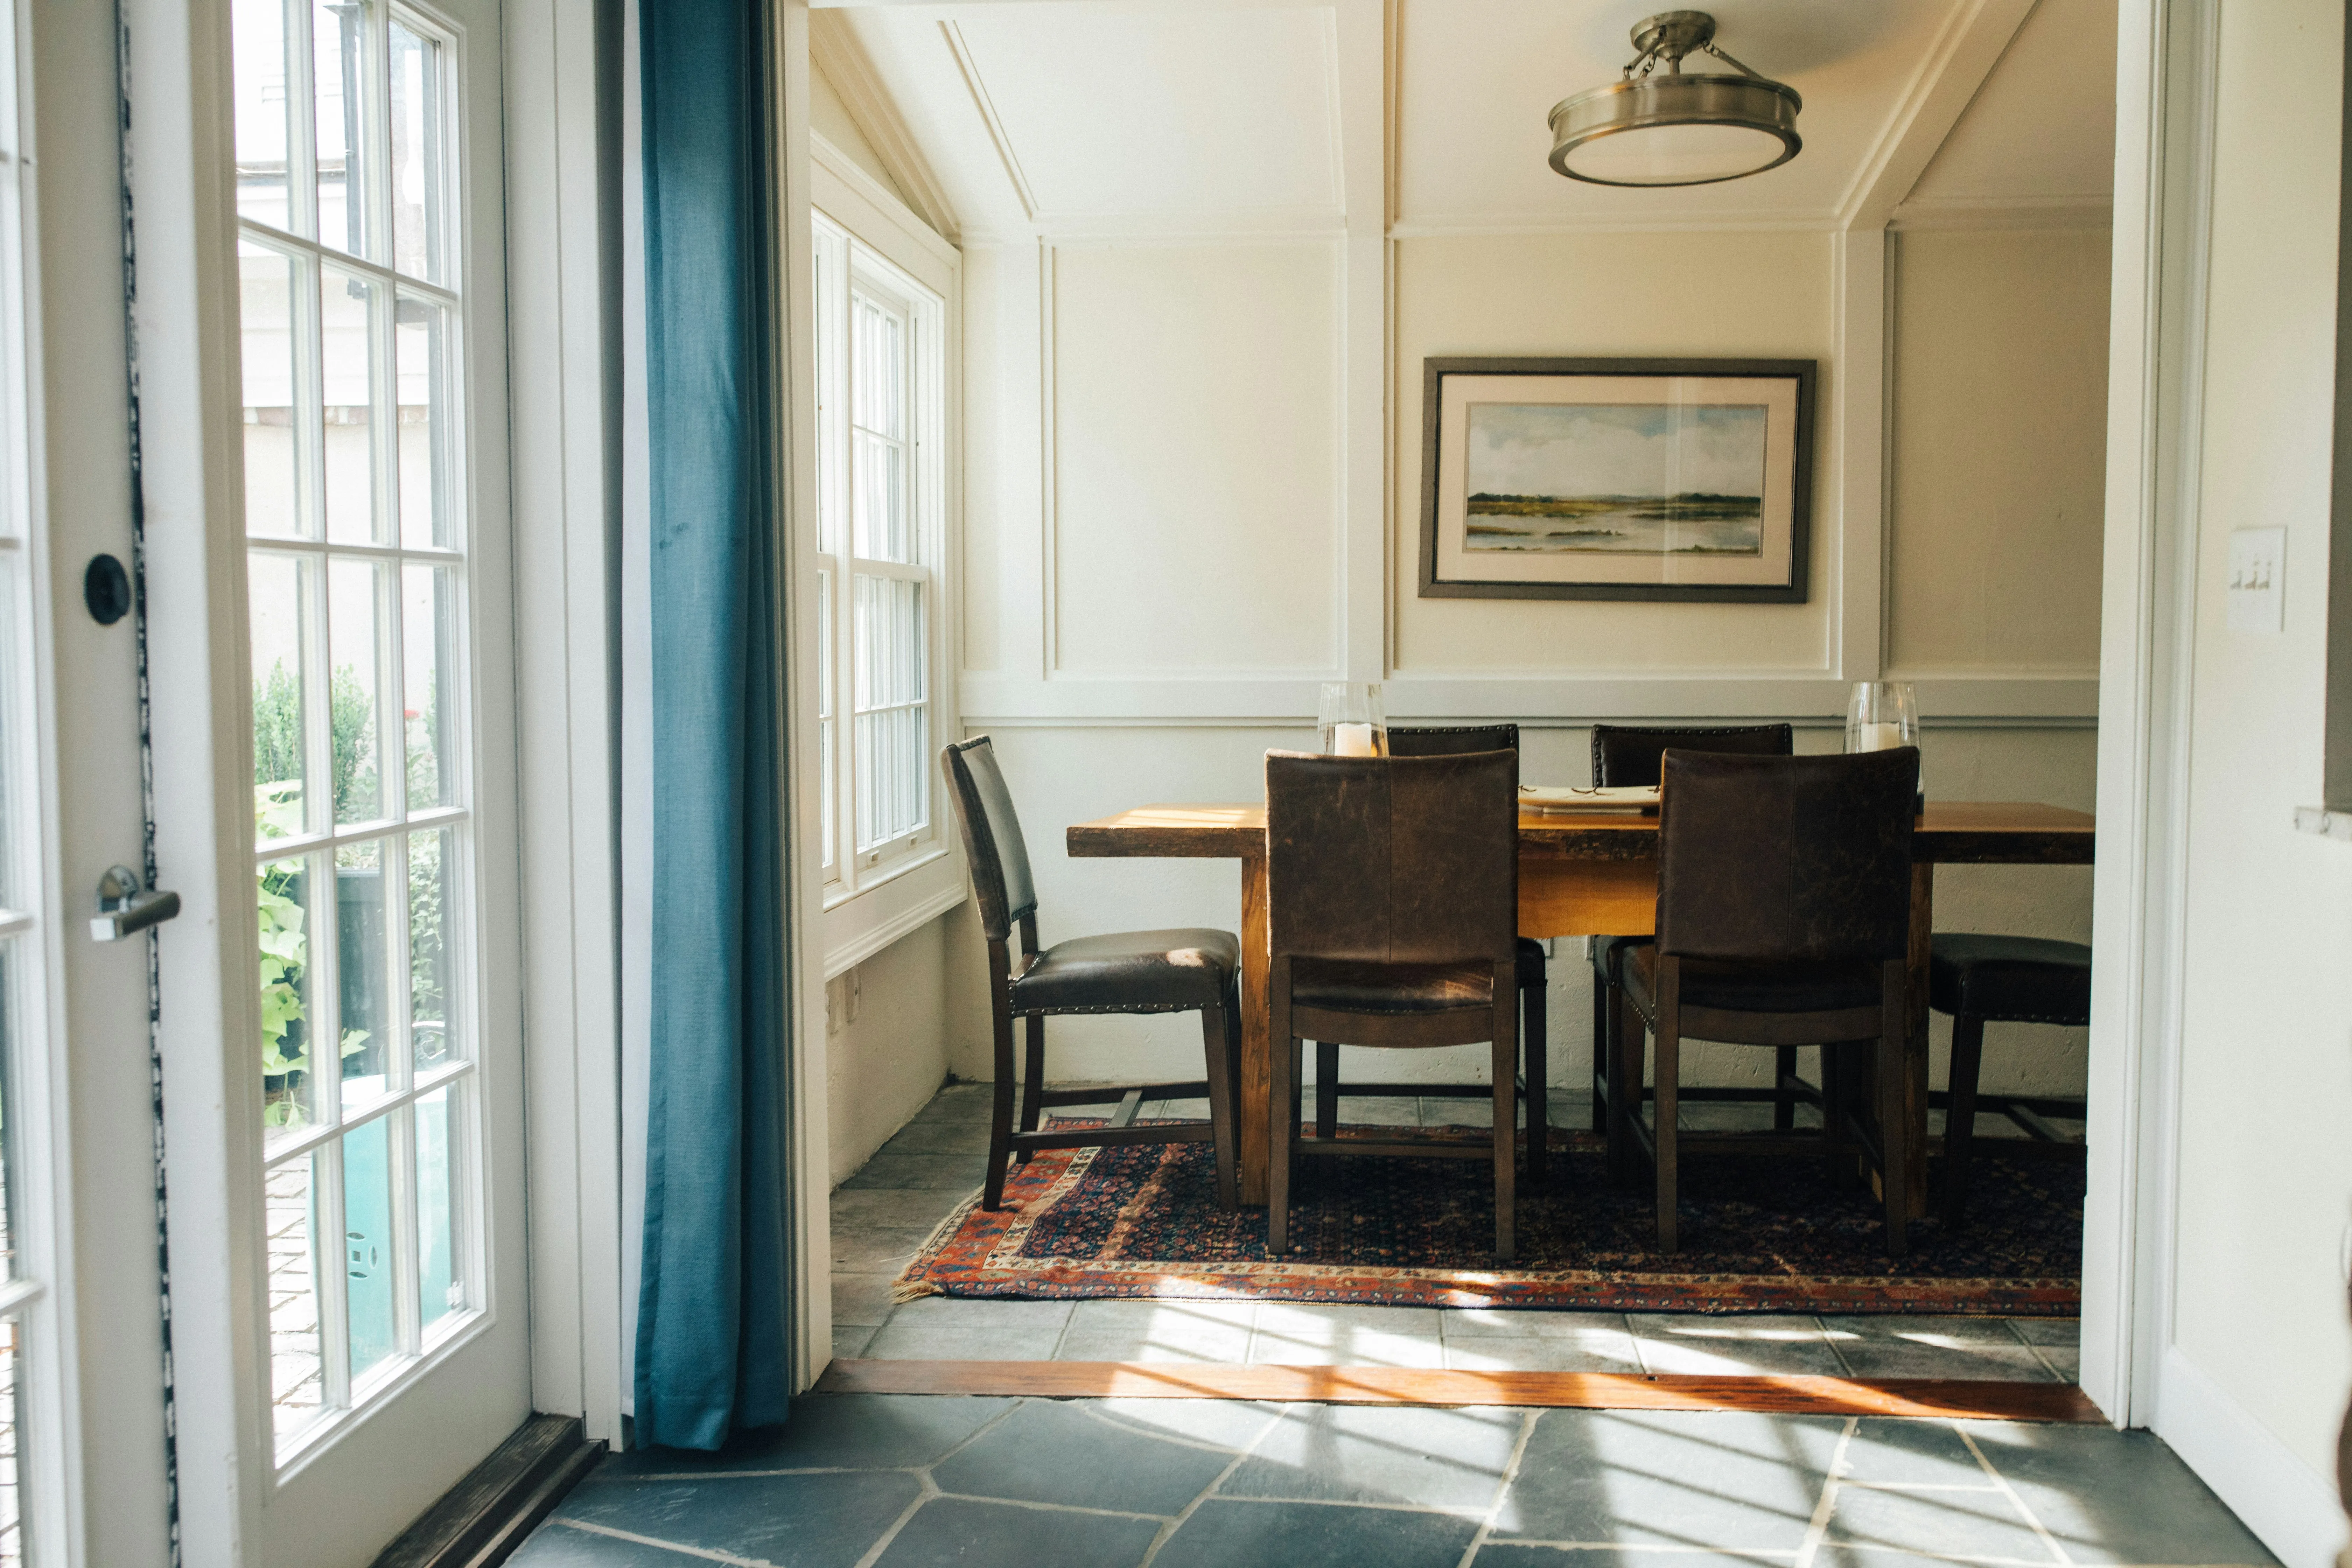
[940,736,1037,942]
[1386,723,1520,759]
[1265,750,1517,966]
[1655,748,1916,964]
[1591,722,1793,787]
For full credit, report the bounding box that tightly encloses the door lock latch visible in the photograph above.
[92,864,180,942]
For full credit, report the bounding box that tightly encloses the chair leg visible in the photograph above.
[1199,999,1240,1212]
[1944,1012,1986,1227]
[1523,967,1548,1184]
[983,1009,1019,1212]
[1315,1040,1339,1140]
[1820,1044,1847,1188]
[1016,1013,1047,1164]
[1268,962,1296,1255]
[1774,1044,1798,1130]
[1878,963,1910,1258]
[1492,969,1517,1262]
[1590,946,1612,1133]
[1654,995,1680,1254]
[1608,976,1643,1187]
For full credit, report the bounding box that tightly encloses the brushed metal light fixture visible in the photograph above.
[1548,10,1802,188]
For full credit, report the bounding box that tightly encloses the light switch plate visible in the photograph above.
[2227,526,2287,632]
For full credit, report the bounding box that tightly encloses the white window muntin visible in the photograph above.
[812,212,945,907]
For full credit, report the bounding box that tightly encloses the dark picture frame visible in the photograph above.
[1418,356,1817,603]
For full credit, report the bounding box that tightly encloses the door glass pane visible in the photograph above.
[328,558,385,823]
[394,298,453,547]
[260,856,318,1138]
[232,0,295,230]
[314,0,370,260]
[401,564,452,810]
[251,552,316,838]
[268,1154,324,1434]
[241,243,307,539]
[320,266,385,544]
[335,838,390,1110]
[416,1087,459,1333]
[388,22,442,284]
[852,575,927,851]
[340,1118,396,1382]
[408,828,453,1069]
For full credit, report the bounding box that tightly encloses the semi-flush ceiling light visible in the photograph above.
[1548,10,1802,188]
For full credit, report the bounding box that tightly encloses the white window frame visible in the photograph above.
[809,142,962,979]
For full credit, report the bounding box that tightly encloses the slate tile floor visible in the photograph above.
[512,1396,2277,1567]
[830,1084,2081,1384]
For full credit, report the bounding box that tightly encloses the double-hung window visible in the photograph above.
[810,184,958,968]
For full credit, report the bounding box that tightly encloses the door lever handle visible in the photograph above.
[92,864,181,942]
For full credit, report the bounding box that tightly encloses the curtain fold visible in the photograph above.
[634,0,792,1451]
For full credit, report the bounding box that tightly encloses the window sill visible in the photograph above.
[821,847,965,977]
[2292,806,2352,841]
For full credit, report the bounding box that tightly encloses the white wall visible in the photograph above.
[826,913,954,1184]
[2139,0,2352,1545]
[953,220,2110,1102]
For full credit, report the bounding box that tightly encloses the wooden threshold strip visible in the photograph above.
[815,1359,2101,1423]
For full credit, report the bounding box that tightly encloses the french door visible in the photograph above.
[215,0,529,1555]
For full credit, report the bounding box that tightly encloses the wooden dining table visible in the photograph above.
[1068,799,2094,1213]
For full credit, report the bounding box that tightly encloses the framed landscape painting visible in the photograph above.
[1419,357,1816,602]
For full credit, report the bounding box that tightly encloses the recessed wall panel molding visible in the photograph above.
[1046,240,1344,677]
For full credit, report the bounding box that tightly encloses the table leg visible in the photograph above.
[1904,862,1933,1220]
[1239,852,1271,1206]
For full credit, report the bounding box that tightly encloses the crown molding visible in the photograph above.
[1387,213,1839,238]
[1837,0,2041,232]
[808,11,962,242]
[1889,194,2115,231]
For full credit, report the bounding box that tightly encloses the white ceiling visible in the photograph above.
[824,0,2116,240]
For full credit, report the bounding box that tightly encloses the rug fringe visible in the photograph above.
[888,1186,987,1301]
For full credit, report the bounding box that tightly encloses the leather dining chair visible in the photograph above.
[941,736,1242,1212]
[1315,723,1550,1178]
[1265,748,1520,1260]
[1613,747,1918,1255]
[1929,933,2090,1222]
[1587,724,1796,1141]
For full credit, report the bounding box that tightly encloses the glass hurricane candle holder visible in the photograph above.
[1317,682,1388,757]
[1846,680,1921,806]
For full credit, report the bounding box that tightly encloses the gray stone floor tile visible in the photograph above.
[2007,1317,2081,1346]
[506,1523,708,1565]
[831,1225,934,1274]
[1055,1297,1256,1363]
[601,1396,1016,1474]
[1426,1096,1500,1128]
[557,1469,920,1566]
[829,1187,967,1232]
[833,1324,878,1359]
[931,1398,1233,1516]
[909,1085,994,1124]
[1443,1309,1633,1340]
[862,1297,1071,1360]
[1084,1398,1284,1452]
[1443,1336,1646,1373]
[874,1118,994,1155]
[1479,1548,1786,1566]
[1840,1420,1996,1486]
[1140,1097,1212,1119]
[1964,1422,2280,1565]
[873,1496,1161,1568]
[1492,1407,1839,1551]
[1627,1315,1849,1377]
[1224,1403,1524,1513]
[1828,1340,2058,1382]
[1249,1302,1448,1367]
[1153,1499,1480,1568]
[831,1272,899,1329]
[1821,1314,2025,1343]
[1330,1095,1425,1126]
[2036,1348,2081,1380]
[1825,1483,2054,1561]
[840,1152,989,1191]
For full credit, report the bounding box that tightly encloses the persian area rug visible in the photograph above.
[894,1123,2081,1317]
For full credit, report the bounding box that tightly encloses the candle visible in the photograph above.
[1332,722,1378,757]
[1852,721,1904,753]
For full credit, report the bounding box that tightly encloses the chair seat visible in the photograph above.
[1589,933,1647,980]
[1293,958,1496,1015]
[1624,945,1882,1017]
[1516,935,1546,986]
[1930,934,2090,1025]
[1009,929,1239,1015]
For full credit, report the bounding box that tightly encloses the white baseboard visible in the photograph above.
[2157,1345,2346,1568]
